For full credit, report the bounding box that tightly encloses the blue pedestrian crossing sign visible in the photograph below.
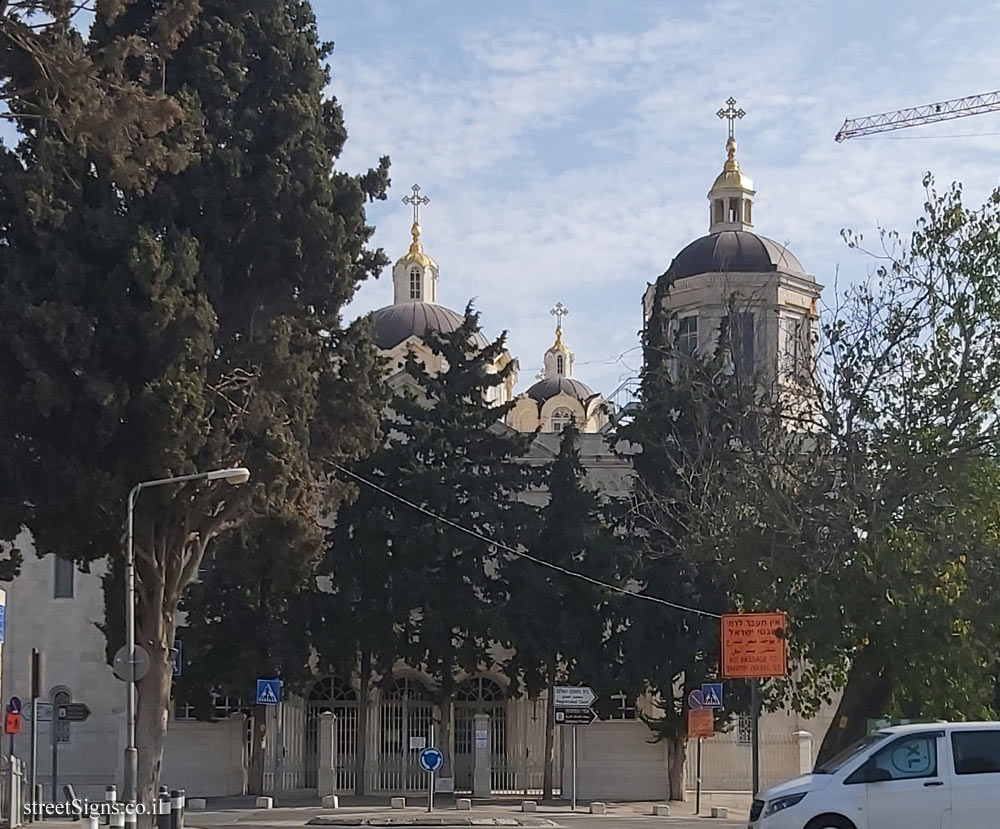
[418,747,444,773]
[701,682,724,708]
[256,678,282,705]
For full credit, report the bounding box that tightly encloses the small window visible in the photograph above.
[744,200,752,223]
[713,200,724,224]
[730,312,754,378]
[53,556,74,599]
[52,689,72,743]
[556,355,565,375]
[677,315,698,356]
[607,692,636,720]
[728,199,740,223]
[551,407,573,431]
[847,733,939,783]
[737,714,752,745]
[409,267,421,300]
[953,731,1000,775]
[780,315,807,378]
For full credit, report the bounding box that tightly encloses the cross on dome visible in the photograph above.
[717,97,745,140]
[402,183,430,224]
[550,302,569,332]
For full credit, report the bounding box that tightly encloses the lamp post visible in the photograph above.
[123,467,251,805]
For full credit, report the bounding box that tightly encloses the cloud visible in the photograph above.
[328,0,1000,396]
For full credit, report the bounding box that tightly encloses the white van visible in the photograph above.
[748,722,1000,829]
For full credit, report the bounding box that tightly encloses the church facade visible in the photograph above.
[1,103,836,802]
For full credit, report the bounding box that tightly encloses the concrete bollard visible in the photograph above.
[86,815,100,829]
[589,802,606,815]
[653,804,671,816]
[711,806,729,819]
[456,799,471,811]
[104,787,117,827]
[186,800,206,812]
[390,797,406,809]
[157,793,172,829]
[123,807,136,829]
[520,801,537,812]
[254,797,273,809]
[321,796,339,809]
[170,790,186,829]
[110,810,125,829]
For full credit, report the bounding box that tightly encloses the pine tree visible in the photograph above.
[501,422,627,800]
[0,0,388,805]
[609,278,751,799]
[319,307,536,783]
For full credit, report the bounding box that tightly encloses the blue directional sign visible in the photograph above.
[256,678,282,705]
[418,747,444,773]
[701,683,724,708]
[0,603,6,643]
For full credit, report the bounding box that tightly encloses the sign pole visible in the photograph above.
[51,711,57,803]
[751,679,760,796]
[696,737,703,815]
[571,726,577,812]
[427,723,435,814]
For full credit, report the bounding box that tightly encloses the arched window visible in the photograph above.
[409,267,422,300]
[551,407,573,431]
[556,355,565,375]
[713,199,724,224]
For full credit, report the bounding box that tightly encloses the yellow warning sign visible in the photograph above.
[721,612,788,679]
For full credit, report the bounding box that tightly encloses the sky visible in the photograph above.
[316,0,1000,398]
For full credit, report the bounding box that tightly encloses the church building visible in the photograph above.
[0,100,835,805]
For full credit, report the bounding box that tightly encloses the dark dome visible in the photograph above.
[525,377,597,404]
[371,302,490,350]
[665,231,806,281]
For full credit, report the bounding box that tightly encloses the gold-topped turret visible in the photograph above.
[708,98,756,233]
[396,184,436,270]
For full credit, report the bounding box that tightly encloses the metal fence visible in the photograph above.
[2,756,25,828]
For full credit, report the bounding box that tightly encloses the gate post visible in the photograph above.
[794,731,812,775]
[317,712,337,797]
[472,713,490,798]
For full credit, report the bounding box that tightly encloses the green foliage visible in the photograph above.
[501,422,629,700]
[317,308,536,699]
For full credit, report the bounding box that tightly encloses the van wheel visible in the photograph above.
[805,817,854,829]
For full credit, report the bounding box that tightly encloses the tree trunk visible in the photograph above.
[355,652,371,796]
[815,648,893,765]
[666,734,687,801]
[248,705,267,795]
[437,692,455,782]
[135,619,172,824]
[541,659,557,801]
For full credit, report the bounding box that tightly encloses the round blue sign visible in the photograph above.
[418,747,444,773]
[7,697,21,714]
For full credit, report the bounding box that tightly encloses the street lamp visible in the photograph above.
[123,467,251,805]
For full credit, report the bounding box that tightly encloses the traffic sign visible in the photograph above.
[553,686,597,708]
[418,747,444,773]
[721,612,788,679]
[701,683,724,708]
[22,703,52,722]
[687,689,705,710]
[57,702,90,722]
[0,603,6,643]
[7,696,21,714]
[4,713,19,735]
[256,678,282,705]
[553,707,597,726]
[171,642,182,678]
[687,708,714,739]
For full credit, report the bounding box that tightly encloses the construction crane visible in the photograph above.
[835,89,1000,141]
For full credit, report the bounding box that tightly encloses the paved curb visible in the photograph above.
[307,818,561,827]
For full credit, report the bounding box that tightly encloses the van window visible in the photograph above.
[952,731,1000,775]
[846,733,938,783]
[815,732,887,773]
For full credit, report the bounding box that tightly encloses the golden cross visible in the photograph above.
[717,97,746,140]
[402,183,430,224]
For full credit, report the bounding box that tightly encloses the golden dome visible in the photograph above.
[709,137,754,194]
[395,221,436,269]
